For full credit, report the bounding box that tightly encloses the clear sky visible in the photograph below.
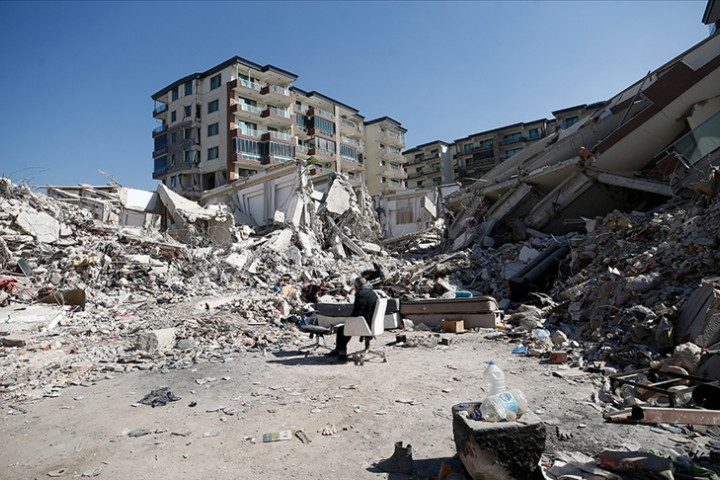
[0,1,710,191]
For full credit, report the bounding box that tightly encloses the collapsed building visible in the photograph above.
[444,32,720,250]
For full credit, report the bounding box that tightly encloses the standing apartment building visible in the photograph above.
[363,117,408,196]
[151,56,381,199]
[403,141,454,189]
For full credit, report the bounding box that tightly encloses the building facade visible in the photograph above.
[403,141,454,189]
[151,57,392,199]
[362,117,408,196]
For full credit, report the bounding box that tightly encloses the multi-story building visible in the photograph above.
[453,119,550,184]
[363,117,408,196]
[451,102,605,184]
[291,88,366,187]
[403,141,453,189]
[151,56,384,199]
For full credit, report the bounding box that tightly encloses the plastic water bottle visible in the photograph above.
[482,361,506,395]
[479,389,528,422]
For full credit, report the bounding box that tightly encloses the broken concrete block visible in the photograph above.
[270,229,293,251]
[453,408,545,480]
[626,272,663,293]
[672,342,703,373]
[1,334,30,347]
[15,210,60,243]
[325,181,351,215]
[674,282,720,348]
[135,328,176,353]
[222,252,249,271]
[551,330,568,346]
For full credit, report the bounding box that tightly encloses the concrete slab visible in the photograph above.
[16,210,60,243]
[453,407,545,480]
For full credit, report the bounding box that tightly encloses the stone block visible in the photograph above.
[16,210,60,243]
[135,328,176,353]
[453,406,545,480]
[1,334,30,347]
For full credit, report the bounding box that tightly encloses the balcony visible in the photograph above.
[501,136,526,146]
[297,144,310,158]
[307,106,334,120]
[308,127,335,140]
[262,131,293,143]
[153,103,168,117]
[231,152,262,167]
[383,130,406,147]
[384,180,405,191]
[262,107,292,126]
[261,155,294,165]
[152,124,167,137]
[340,135,358,146]
[308,148,335,161]
[231,102,263,117]
[380,148,403,162]
[152,145,168,158]
[153,156,167,179]
[262,84,292,106]
[384,166,407,180]
[294,104,308,114]
[340,117,361,137]
[230,78,264,99]
[232,127,262,140]
[341,156,363,172]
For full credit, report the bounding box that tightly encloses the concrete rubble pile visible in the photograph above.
[0,175,402,403]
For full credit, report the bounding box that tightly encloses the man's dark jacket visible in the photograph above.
[352,283,378,324]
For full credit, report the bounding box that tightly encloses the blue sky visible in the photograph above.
[0,1,710,191]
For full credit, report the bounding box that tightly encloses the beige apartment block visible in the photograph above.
[363,117,408,196]
[151,56,374,199]
[403,141,453,189]
[453,102,605,185]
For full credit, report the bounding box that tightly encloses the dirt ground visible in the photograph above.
[0,302,699,480]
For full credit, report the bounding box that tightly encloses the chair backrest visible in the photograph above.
[369,298,388,336]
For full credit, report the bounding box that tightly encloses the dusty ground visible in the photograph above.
[0,301,698,480]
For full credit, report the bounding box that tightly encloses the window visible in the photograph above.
[184,128,192,140]
[464,143,473,153]
[171,87,178,101]
[171,132,177,144]
[208,100,219,113]
[417,181,424,187]
[184,105,191,118]
[564,116,579,128]
[430,149,439,155]
[170,175,177,187]
[472,150,494,163]
[312,116,335,137]
[185,82,193,96]
[170,154,176,166]
[502,133,522,144]
[268,141,295,161]
[340,144,357,162]
[184,150,198,163]
[396,199,414,224]
[528,128,542,139]
[210,74,221,90]
[479,139,493,149]
[208,123,219,137]
[208,147,219,160]
[504,147,523,159]
[171,110,177,122]
[313,136,335,156]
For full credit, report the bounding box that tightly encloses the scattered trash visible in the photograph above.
[138,387,181,408]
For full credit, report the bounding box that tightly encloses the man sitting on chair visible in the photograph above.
[326,276,378,362]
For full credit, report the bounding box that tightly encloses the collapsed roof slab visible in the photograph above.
[526,171,594,231]
[595,172,673,197]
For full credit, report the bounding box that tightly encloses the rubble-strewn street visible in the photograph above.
[3,151,720,479]
[3,3,720,478]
